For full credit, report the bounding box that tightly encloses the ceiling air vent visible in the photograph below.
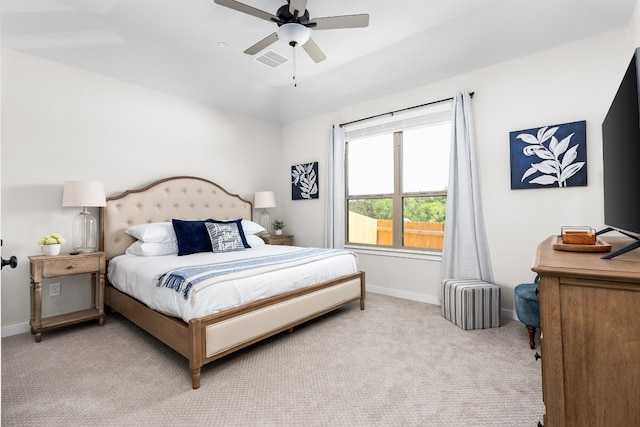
[255,50,288,68]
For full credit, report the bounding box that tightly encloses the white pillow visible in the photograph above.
[241,219,266,235]
[125,240,179,256]
[245,234,266,247]
[125,222,176,243]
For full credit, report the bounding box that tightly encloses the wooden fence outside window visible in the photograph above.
[349,212,444,250]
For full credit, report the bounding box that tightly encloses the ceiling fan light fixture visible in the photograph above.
[277,23,310,47]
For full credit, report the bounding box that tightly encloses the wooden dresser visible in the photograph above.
[531,236,640,427]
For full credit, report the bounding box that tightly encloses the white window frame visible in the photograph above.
[343,101,452,254]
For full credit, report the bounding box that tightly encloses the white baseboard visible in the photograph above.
[2,322,30,338]
[502,308,518,321]
[366,285,518,322]
[366,284,441,305]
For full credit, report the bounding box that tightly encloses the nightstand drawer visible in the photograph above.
[41,256,100,277]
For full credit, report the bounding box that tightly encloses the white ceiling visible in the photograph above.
[1,0,636,124]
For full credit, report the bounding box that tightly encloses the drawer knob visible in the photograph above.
[66,264,76,269]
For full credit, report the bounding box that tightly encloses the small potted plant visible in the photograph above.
[38,233,65,256]
[272,220,285,235]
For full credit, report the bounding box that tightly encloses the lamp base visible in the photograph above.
[260,210,272,234]
[73,247,96,254]
[72,209,98,253]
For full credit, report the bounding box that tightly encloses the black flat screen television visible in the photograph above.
[600,47,640,259]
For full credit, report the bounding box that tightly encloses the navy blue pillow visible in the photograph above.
[172,219,214,256]
[205,219,250,253]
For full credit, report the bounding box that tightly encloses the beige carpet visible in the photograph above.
[1,293,544,426]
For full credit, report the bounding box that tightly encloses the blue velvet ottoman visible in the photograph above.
[441,279,501,330]
[514,282,540,349]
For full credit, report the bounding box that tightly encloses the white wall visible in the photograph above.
[630,2,640,49]
[280,29,633,313]
[1,49,282,334]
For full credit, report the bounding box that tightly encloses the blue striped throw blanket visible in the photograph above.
[155,248,353,300]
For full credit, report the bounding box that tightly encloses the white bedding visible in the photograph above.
[107,245,358,322]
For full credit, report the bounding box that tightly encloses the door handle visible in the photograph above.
[1,239,18,269]
[2,256,18,269]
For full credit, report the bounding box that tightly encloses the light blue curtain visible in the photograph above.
[440,91,494,283]
[324,124,346,248]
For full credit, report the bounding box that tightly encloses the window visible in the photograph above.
[344,103,451,251]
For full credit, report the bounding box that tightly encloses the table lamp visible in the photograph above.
[62,180,106,253]
[254,191,276,234]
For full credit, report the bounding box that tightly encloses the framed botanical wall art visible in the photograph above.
[509,120,587,190]
[291,162,319,200]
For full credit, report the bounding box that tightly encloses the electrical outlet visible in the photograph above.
[49,283,60,297]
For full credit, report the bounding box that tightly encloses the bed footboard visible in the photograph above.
[193,271,365,388]
[106,271,365,389]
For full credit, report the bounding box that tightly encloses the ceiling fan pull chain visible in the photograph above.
[293,46,298,87]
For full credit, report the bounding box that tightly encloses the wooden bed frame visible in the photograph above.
[99,176,365,389]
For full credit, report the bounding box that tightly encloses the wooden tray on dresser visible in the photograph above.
[551,235,612,253]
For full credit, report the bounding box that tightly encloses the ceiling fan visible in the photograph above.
[213,0,369,63]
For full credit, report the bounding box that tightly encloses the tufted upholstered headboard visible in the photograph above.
[100,176,253,260]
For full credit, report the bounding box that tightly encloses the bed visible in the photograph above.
[100,176,365,389]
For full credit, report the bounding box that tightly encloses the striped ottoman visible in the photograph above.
[441,279,501,330]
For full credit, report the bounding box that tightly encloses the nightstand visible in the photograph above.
[28,252,106,342]
[260,234,294,246]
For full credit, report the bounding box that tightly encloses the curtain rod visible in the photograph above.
[339,92,474,128]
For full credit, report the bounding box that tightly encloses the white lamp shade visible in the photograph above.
[62,181,106,207]
[254,191,276,209]
[277,23,310,46]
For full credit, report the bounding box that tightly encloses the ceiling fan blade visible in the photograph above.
[289,0,308,16]
[244,32,279,55]
[213,0,277,22]
[310,14,370,30]
[302,38,326,63]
